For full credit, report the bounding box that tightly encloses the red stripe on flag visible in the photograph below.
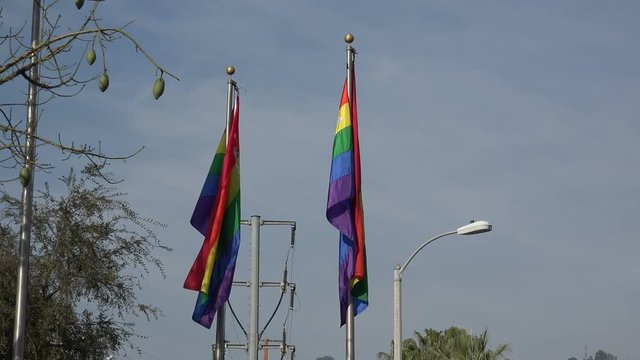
[351,69,366,282]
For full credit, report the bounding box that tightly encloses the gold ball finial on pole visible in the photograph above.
[226,66,236,76]
[344,33,354,44]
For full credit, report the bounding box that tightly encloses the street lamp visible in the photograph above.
[392,220,492,360]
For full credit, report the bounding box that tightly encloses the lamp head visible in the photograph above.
[457,220,492,235]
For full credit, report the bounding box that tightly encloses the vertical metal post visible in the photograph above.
[225,66,236,143]
[13,1,41,359]
[214,66,236,360]
[393,266,402,360]
[214,309,226,360]
[344,33,356,360]
[248,215,261,360]
[263,339,269,360]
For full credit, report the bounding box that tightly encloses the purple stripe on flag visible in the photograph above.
[327,200,354,242]
[327,174,354,208]
[191,174,221,236]
[327,174,355,241]
[338,232,355,325]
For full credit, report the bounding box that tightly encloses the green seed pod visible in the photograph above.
[98,73,109,92]
[19,167,30,187]
[152,78,165,100]
[75,0,84,9]
[86,49,96,65]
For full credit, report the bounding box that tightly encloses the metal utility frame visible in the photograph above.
[213,215,297,360]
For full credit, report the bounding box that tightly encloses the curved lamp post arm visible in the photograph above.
[393,221,491,360]
[398,230,457,276]
[393,229,456,360]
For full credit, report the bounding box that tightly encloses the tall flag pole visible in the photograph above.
[13,1,41,359]
[184,66,241,360]
[326,33,368,360]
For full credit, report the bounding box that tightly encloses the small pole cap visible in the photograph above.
[344,33,354,43]
[226,66,236,75]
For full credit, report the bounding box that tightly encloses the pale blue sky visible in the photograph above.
[2,1,640,359]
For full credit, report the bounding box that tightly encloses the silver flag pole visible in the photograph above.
[214,65,236,360]
[13,1,41,359]
[344,32,356,360]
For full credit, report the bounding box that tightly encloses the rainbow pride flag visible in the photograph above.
[184,95,241,328]
[326,70,368,326]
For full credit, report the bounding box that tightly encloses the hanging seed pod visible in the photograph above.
[152,78,165,100]
[86,49,96,65]
[98,73,109,92]
[75,0,84,9]
[19,167,30,187]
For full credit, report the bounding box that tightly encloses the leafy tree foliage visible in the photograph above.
[378,326,510,360]
[568,349,617,360]
[0,166,170,359]
[594,350,617,360]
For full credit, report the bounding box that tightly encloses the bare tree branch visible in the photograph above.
[1,2,178,183]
